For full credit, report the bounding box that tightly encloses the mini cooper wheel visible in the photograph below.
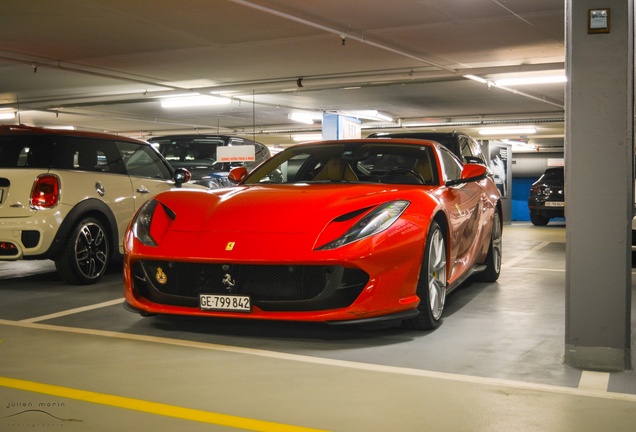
[55,217,110,285]
[404,221,447,330]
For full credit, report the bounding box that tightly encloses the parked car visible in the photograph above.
[148,134,271,189]
[366,131,489,166]
[0,124,201,284]
[123,138,502,330]
[527,166,565,226]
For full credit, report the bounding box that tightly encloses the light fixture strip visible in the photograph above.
[479,126,537,135]
[494,76,567,86]
[160,95,231,108]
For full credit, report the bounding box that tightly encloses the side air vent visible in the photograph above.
[21,231,41,248]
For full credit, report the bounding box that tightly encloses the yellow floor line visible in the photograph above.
[0,376,327,432]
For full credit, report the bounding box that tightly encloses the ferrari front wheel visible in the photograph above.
[404,221,447,330]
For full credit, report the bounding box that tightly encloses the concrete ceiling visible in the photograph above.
[0,0,565,149]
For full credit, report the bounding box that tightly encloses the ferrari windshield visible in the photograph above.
[244,142,439,185]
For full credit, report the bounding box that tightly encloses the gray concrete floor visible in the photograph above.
[0,223,635,431]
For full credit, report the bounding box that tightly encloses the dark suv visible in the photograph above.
[149,134,271,189]
[366,131,488,166]
[528,166,565,226]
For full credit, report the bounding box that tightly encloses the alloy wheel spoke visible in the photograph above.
[427,228,447,319]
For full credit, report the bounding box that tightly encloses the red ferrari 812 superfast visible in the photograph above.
[123,138,502,330]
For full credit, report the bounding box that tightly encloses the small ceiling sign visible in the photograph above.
[588,8,610,34]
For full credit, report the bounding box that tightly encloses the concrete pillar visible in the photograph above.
[565,0,633,370]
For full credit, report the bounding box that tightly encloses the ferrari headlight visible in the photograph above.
[132,199,159,247]
[318,200,410,250]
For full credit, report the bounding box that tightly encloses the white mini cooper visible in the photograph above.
[0,125,198,284]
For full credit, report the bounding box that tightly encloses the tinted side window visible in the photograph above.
[116,141,172,179]
[466,136,487,164]
[56,136,127,174]
[459,136,474,162]
[0,135,55,168]
[438,147,463,181]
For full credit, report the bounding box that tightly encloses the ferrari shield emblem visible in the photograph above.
[155,267,167,284]
[225,242,235,251]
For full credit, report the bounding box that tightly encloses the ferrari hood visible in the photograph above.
[144,184,438,259]
[155,184,422,234]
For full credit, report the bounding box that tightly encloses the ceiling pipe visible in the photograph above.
[229,0,457,74]
[228,1,564,110]
[0,62,566,112]
[0,54,181,92]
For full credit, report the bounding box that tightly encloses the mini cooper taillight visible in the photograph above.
[30,174,61,209]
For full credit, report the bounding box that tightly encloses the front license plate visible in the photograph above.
[546,201,565,207]
[200,294,251,312]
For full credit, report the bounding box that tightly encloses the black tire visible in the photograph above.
[55,217,110,285]
[403,221,447,330]
[530,213,549,226]
[473,206,502,282]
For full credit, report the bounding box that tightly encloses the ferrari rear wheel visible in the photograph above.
[404,221,447,330]
[473,206,502,282]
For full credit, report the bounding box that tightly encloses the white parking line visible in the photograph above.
[19,298,123,323]
[507,267,565,272]
[578,370,611,392]
[2,318,635,403]
[502,241,550,269]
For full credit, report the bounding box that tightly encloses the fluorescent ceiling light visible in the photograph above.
[0,112,15,120]
[342,110,393,122]
[292,133,323,142]
[501,139,537,150]
[463,75,489,84]
[288,112,322,125]
[150,92,199,99]
[43,125,76,130]
[494,75,567,86]
[160,95,231,108]
[479,126,537,135]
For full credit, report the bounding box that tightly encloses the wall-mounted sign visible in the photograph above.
[588,8,610,34]
[216,145,255,162]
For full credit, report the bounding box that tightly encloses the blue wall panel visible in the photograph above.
[511,177,537,221]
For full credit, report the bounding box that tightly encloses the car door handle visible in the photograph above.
[136,186,150,194]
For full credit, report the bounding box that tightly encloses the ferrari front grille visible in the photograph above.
[133,260,369,312]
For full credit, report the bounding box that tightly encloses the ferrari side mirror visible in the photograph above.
[228,166,248,184]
